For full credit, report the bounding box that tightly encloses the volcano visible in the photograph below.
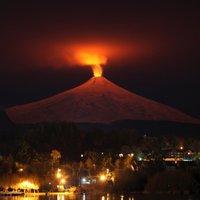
[6,77,200,124]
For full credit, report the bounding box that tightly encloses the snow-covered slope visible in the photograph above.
[6,77,200,124]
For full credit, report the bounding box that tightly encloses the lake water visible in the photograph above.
[0,194,198,200]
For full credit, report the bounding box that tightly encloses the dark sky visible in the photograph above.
[0,1,200,118]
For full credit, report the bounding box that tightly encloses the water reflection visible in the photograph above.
[0,197,39,200]
[106,193,109,200]
[0,193,194,200]
[0,194,134,200]
[82,193,86,200]
[101,193,113,200]
[57,194,65,200]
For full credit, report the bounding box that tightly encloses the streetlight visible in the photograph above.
[100,175,106,182]
[18,168,23,172]
[180,146,184,150]
[56,172,61,178]
[60,179,66,184]
[56,168,62,178]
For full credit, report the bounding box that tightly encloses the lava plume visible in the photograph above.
[75,52,107,77]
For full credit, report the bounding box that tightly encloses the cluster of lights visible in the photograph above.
[101,194,129,200]
[81,152,104,158]
[99,168,114,183]
[81,177,90,184]
[55,168,66,189]
[119,153,135,158]
[16,180,39,190]
[56,168,62,178]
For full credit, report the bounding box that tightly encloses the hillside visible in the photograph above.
[6,77,200,124]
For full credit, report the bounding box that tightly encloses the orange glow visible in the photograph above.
[92,65,103,77]
[100,174,106,181]
[75,52,107,77]
[16,180,39,190]
[45,41,140,70]
[180,146,184,150]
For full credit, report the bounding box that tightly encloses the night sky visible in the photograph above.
[0,2,200,118]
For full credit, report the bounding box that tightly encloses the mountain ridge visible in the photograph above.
[6,76,200,124]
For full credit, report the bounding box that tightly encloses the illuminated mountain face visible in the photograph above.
[6,77,200,124]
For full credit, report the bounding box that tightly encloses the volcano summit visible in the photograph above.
[6,76,199,124]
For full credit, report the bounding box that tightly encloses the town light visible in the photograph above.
[119,153,123,158]
[138,157,142,161]
[100,175,106,182]
[17,180,39,190]
[81,177,90,184]
[56,172,61,178]
[180,146,184,150]
[82,178,86,182]
[106,168,109,174]
[18,168,23,172]
[57,168,61,172]
[60,178,66,184]
[56,168,62,178]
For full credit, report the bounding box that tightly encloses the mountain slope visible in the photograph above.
[5,77,200,124]
[0,110,15,134]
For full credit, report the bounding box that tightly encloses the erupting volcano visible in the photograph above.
[75,52,107,77]
[6,53,200,125]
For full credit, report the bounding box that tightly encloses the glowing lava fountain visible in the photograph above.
[76,52,107,77]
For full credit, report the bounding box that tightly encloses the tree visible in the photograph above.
[51,150,61,162]
[16,141,36,164]
[145,170,198,194]
[85,158,93,176]
[50,149,61,169]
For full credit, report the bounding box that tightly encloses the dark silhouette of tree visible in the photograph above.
[145,169,199,194]
[15,141,36,164]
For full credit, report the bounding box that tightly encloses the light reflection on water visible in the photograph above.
[0,194,195,200]
[0,194,129,200]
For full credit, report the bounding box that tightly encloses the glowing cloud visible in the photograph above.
[58,42,138,76]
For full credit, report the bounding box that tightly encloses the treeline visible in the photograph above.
[1,150,200,194]
[1,122,200,162]
[0,122,200,193]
